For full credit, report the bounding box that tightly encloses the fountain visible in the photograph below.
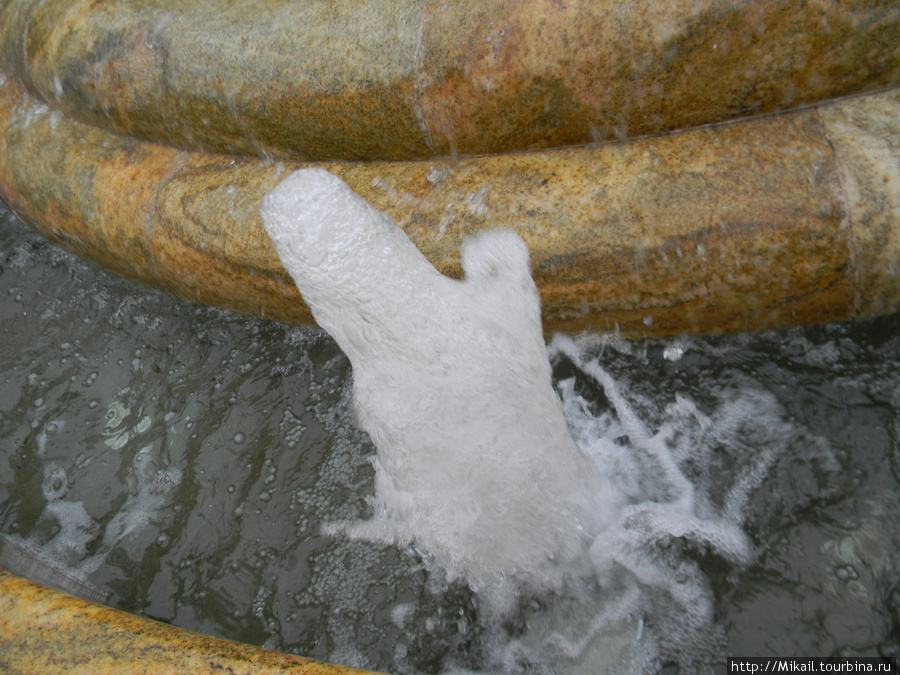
[1,0,899,673]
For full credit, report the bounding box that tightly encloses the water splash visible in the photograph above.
[261,169,830,672]
[261,169,612,600]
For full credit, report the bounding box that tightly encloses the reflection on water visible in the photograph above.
[1,203,899,672]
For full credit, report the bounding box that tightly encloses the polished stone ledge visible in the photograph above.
[0,76,897,338]
[0,0,897,161]
[0,567,381,675]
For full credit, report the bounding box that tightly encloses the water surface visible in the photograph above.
[1,204,898,672]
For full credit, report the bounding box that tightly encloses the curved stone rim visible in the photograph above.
[0,0,898,162]
[1,76,898,339]
[0,567,381,675]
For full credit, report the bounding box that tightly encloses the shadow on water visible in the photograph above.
[1,202,899,672]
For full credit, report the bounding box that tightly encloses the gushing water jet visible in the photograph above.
[259,169,793,672]
[260,168,614,598]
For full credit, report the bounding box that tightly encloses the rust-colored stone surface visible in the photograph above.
[0,75,312,326]
[0,568,380,674]
[822,89,900,319]
[0,0,897,161]
[2,75,894,339]
[419,0,899,156]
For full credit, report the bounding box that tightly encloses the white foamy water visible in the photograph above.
[259,169,840,672]
[262,169,612,601]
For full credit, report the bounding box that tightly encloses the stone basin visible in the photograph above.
[0,1,899,672]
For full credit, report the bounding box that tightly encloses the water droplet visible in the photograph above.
[835,564,859,581]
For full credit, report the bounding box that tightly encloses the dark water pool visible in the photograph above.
[1,203,898,673]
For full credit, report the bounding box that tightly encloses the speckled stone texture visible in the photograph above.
[1,75,897,338]
[0,568,380,674]
[822,91,900,319]
[0,0,897,161]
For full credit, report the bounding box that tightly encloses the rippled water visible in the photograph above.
[1,203,899,672]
